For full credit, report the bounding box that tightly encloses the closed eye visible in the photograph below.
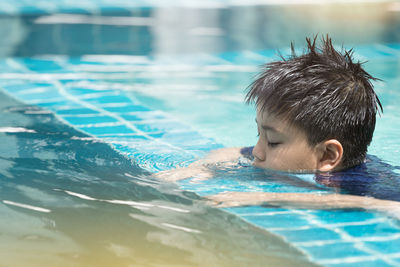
[268,142,281,148]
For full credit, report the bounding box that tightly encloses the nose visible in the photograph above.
[252,138,265,162]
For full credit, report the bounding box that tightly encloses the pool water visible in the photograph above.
[0,91,315,266]
[1,1,400,267]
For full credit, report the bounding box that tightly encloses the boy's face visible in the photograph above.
[253,108,320,172]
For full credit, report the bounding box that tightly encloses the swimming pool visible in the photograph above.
[1,1,400,266]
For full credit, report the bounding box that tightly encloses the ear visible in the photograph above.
[316,139,343,172]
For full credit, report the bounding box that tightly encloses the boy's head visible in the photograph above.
[246,36,382,172]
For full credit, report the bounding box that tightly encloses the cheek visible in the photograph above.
[285,146,318,170]
[263,149,289,169]
[265,146,317,171]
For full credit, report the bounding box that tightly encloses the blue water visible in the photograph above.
[1,1,400,267]
[2,46,400,266]
[0,90,314,266]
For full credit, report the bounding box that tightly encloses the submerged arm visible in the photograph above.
[207,192,400,219]
[155,147,243,182]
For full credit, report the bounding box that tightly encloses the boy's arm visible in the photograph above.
[155,147,244,182]
[207,192,400,219]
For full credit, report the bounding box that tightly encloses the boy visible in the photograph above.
[156,36,400,217]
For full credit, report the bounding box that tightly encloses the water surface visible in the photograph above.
[0,91,315,266]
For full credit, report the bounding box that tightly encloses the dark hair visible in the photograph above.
[245,36,383,169]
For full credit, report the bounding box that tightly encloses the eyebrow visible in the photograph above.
[255,119,279,133]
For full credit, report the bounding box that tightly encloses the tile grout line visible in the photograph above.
[296,232,400,247]
[290,209,400,266]
[51,79,200,159]
[2,57,201,164]
[265,217,386,231]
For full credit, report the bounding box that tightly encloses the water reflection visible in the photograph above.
[0,92,316,266]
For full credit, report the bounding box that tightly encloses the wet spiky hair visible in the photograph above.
[246,35,382,169]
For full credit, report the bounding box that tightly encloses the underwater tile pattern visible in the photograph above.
[1,45,400,266]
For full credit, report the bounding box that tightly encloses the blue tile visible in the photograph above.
[103,105,150,113]
[68,88,115,95]
[101,134,151,140]
[3,83,52,93]
[135,122,190,134]
[118,114,142,122]
[62,115,118,125]
[342,222,400,238]
[121,113,166,122]
[79,125,135,135]
[311,209,378,224]
[364,238,400,254]
[157,131,205,142]
[57,108,100,115]
[148,132,165,138]
[243,213,310,228]
[108,135,148,140]
[86,95,132,104]
[327,259,395,267]
[275,227,341,242]
[16,90,61,101]
[19,58,64,72]
[175,139,221,150]
[183,143,223,152]
[134,123,162,133]
[302,242,369,260]
[38,101,69,108]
